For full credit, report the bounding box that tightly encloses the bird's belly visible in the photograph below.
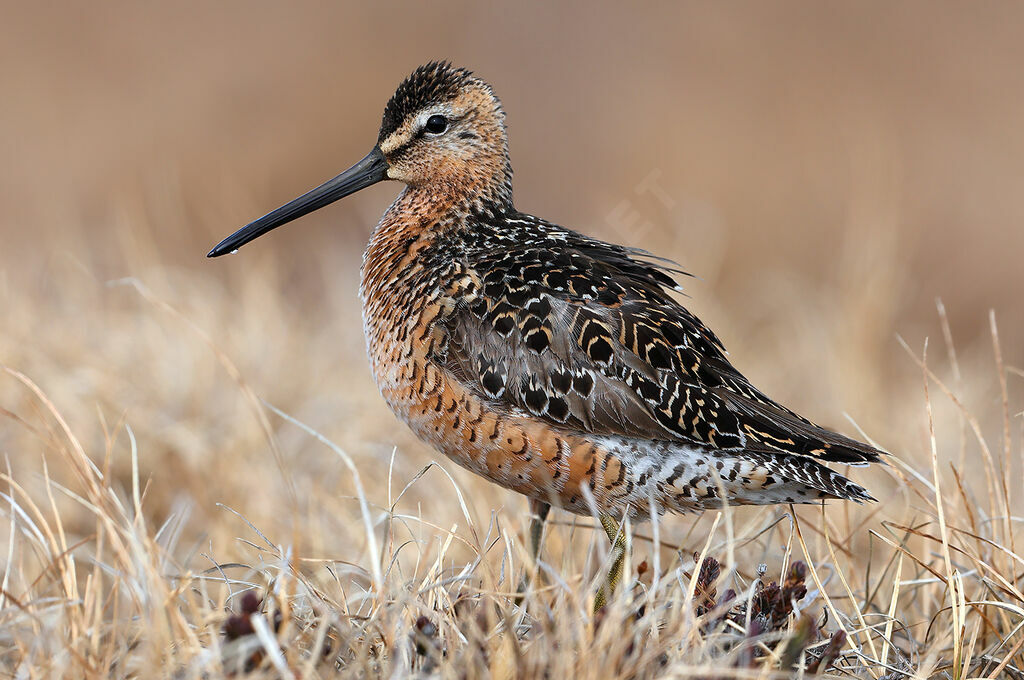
[363,327,646,515]
[371,347,567,503]
[362,333,717,518]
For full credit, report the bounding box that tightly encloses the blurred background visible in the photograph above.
[1,2,1021,563]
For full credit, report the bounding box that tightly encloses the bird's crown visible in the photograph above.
[378,61,479,143]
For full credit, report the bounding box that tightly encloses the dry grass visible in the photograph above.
[1,220,1021,679]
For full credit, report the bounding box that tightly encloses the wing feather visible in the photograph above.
[440,214,884,465]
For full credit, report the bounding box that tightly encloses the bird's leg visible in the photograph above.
[516,499,551,600]
[593,513,628,613]
[529,498,551,563]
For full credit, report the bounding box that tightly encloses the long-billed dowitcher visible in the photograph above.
[209,62,883,606]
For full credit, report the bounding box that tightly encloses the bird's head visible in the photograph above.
[377,62,511,196]
[209,62,511,258]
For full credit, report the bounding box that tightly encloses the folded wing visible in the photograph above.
[441,214,884,467]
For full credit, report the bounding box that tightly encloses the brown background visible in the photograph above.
[5,3,1022,341]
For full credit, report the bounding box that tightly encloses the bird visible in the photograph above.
[209,61,884,608]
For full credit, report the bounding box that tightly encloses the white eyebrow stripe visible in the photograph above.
[412,105,451,132]
[379,104,457,153]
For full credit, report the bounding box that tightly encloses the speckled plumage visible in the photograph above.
[356,62,883,519]
[213,61,884,522]
[361,201,880,518]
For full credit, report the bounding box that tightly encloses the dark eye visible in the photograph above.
[424,115,448,134]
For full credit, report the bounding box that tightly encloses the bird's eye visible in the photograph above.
[424,115,448,134]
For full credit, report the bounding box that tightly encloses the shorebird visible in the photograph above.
[209,62,883,607]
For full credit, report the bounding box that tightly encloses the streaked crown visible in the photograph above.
[378,62,478,143]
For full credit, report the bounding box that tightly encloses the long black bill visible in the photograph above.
[207,147,387,257]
